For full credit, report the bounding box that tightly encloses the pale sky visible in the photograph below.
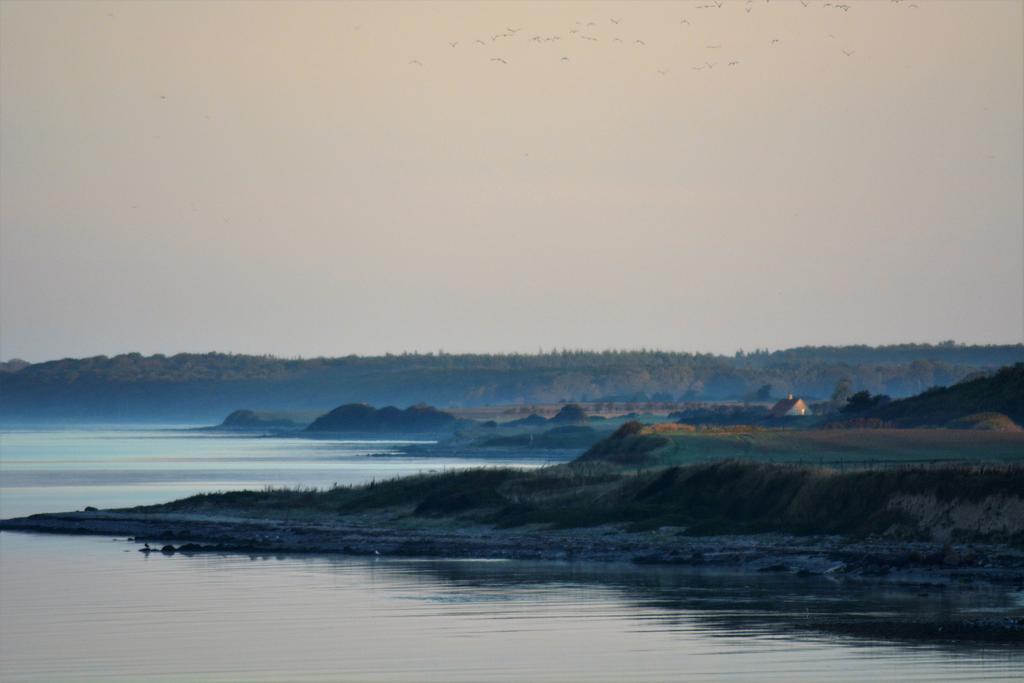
[1,0,1022,362]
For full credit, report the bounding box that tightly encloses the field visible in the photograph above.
[581,427,1024,468]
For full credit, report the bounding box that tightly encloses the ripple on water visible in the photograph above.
[1,532,1022,682]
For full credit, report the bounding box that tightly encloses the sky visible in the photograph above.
[1,0,1022,362]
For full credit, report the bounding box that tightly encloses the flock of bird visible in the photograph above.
[406,0,922,75]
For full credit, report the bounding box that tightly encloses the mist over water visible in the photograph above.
[0,428,548,519]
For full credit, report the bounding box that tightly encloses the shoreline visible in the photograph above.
[6,509,1024,644]
[5,508,1023,583]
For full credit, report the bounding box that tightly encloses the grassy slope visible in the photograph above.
[150,460,1024,543]
[576,425,1024,467]
[862,363,1024,426]
[653,429,1024,465]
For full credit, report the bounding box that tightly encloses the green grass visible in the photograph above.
[578,425,1024,468]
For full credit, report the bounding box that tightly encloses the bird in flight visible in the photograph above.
[770,38,780,44]
[491,57,508,64]
[581,35,598,41]
[507,26,522,33]
[706,44,722,49]
[408,60,423,66]
[841,49,855,56]
[560,56,570,61]
[657,69,669,76]
[635,39,646,45]
[680,19,691,25]
[610,17,621,24]
[448,41,458,48]
[474,39,486,45]
[728,61,740,66]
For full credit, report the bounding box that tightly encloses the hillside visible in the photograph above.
[857,363,1024,427]
[576,422,1024,468]
[126,460,1024,543]
[305,403,458,434]
[207,409,312,431]
[2,345,1021,422]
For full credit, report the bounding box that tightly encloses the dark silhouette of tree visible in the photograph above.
[842,391,891,414]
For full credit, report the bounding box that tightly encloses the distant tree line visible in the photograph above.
[1,344,1021,422]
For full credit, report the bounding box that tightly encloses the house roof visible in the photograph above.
[769,397,805,416]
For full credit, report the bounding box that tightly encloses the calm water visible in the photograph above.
[1,429,1022,681]
[0,427,548,519]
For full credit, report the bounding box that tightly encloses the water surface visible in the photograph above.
[1,533,1021,682]
[0,428,1021,681]
[0,427,545,519]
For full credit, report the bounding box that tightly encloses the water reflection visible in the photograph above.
[2,428,1022,681]
[315,555,1024,646]
[1,533,1021,682]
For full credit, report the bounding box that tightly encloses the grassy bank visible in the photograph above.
[152,460,1024,544]
[576,423,1024,468]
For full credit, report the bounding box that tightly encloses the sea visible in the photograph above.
[1,427,1021,682]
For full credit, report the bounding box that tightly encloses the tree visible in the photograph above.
[755,384,773,401]
[831,378,853,406]
[842,390,891,414]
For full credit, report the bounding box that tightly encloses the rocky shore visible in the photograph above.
[4,508,1024,586]
[6,508,1024,643]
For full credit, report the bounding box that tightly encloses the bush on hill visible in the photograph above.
[946,413,1022,432]
[550,404,587,424]
[306,403,457,433]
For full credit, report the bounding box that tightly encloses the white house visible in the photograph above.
[769,394,812,417]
